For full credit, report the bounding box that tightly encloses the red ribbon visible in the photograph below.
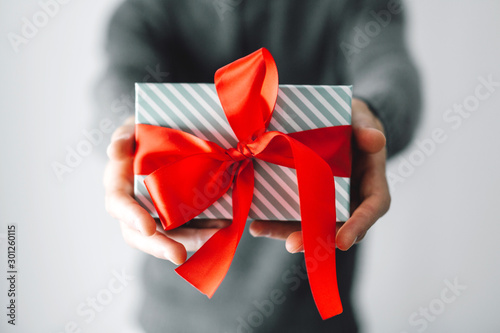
[134,48,351,319]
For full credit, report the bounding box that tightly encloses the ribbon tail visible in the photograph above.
[175,160,254,297]
[289,138,342,319]
[255,132,343,319]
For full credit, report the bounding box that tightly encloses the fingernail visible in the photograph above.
[134,220,146,235]
[164,252,184,265]
[249,229,260,237]
[250,225,268,238]
[339,236,357,251]
[163,252,174,263]
[347,236,358,250]
[286,241,303,253]
[106,142,115,157]
[112,133,133,142]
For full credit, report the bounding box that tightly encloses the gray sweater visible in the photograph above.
[96,0,421,332]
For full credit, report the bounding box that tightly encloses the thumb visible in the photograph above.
[107,117,135,160]
[351,99,386,153]
[353,127,386,153]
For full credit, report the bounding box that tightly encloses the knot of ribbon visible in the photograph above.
[226,142,254,161]
[134,48,351,319]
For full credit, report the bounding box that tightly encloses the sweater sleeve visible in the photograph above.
[93,0,172,149]
[340,0,422,158]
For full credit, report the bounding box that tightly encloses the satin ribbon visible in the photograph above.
[134,48,351,319]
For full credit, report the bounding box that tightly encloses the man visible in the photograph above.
[100,0,421,331]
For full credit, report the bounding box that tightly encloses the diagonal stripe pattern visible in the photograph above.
[134,83,352,222]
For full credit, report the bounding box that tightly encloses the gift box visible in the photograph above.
[134,84,352,222]
[133,48,352,319]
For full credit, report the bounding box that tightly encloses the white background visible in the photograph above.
[0,1,499,332]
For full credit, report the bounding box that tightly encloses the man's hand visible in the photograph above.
[249,98,391,252]
[104,117,230,265]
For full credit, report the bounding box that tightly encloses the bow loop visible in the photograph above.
[215,48,279,143]
[225,142,255,162]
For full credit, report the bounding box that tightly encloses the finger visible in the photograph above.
[103,159,133,194]
[285,222,345,253]
[249,220,301,239]
[121,222,187,264]
[353,127,386,154]
[351,99,386,153]
[336,190,390,251]
[285,231,303,253]
[164,227,224,252]
[183,219,232,229]
[104,151,157,236]
[107,125,135,161]
[105,189,157,236]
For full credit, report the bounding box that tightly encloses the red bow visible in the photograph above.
[134,48,351,319]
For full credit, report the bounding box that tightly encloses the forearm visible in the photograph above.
[342,0,422,157]
[93,0,171,153]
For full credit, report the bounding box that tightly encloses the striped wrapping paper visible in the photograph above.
[134,83,352,222]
